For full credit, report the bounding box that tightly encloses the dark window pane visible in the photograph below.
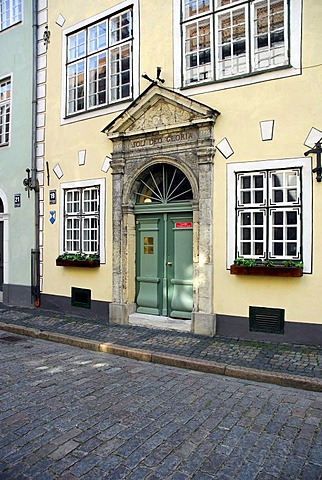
[242,192,251,204]
[199,49,210,64]
[273,227,283,240]
[98,91,106,104]
[254,175,263,188]
[242,228,251,240]
[221,44,231,60]
[254,212,263,225]
[241,213,251,225]
[188,53,198,67]
[255,228,263,240]
[122,71,130,84]
[255,191,263,203]
[242,243,251,255]
[274,211,283,225]
[287,211,297,224]
[122,57,130,70]
[273,243,283,255]
[273,190,283,202]
[287,243,297,256]
[77,99,84,110]
[287,227,297,240]
[121,85,130,97]
[233,40,245,56]
[257,34,268,48]
[271,30,284,45]
[255,243,263,255]
[242,176,251,188]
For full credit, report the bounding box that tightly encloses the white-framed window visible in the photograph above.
[0,0,22,31]
[64,3,137,119]
[60,179,106,263]
[175,0,301,90]
[0,77,11,147]
[227,158,312,273]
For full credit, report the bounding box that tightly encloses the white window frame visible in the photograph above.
[0,75,11,147]
[174,0,302,93]
[251,0,289,73]
[227,158,313,273]
[215,3,249,80]
[0,0,22,31]
[60,179,106,263]
[61,0,139,125]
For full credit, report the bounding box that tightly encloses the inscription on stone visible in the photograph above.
[130,131,195,149]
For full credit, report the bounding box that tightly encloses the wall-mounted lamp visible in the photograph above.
[23,168,38,197]
[304,140,322,182]
[43,25,51,48]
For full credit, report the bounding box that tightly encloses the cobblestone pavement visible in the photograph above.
[0,333,322,480]
[0,305,321,383]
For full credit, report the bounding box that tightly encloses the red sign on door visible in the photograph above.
[175,222,193,228]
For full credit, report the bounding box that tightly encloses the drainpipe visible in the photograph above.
[31,0,40,307]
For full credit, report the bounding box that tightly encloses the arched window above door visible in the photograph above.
[0,198,4,213]
[135,164,193,204]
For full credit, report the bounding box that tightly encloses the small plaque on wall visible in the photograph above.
[14,194,21,208]
[49,190,56,204]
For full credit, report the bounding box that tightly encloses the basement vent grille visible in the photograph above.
[249,306,285,334]
[71,287,91,309]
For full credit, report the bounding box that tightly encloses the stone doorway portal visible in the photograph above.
[103,84,220,335]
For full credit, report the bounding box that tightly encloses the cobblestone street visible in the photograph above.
[0,333,321,479]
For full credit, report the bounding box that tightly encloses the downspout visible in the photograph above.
[31,0,40,307]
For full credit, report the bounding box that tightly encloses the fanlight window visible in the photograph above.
[136,164,193,204]
[0,198,4,213]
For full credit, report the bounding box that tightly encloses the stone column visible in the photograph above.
[108,149,131,324]
[192,139,217,336]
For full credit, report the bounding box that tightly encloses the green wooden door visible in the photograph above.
[167,214,193,318]
[136,213,193,319]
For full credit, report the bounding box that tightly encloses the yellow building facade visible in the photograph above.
[41,0,322,344]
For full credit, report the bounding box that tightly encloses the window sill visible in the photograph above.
[56,258,100,268]
[230,265,303,277]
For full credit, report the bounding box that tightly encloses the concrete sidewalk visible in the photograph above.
[0,304,321,392]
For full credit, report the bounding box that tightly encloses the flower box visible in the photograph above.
[56,258,100,268]
[230,265,303,277]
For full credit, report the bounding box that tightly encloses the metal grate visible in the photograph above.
[71,287,91,309]
[249,306,285,334]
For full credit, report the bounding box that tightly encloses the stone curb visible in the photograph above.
[1,322,321,392]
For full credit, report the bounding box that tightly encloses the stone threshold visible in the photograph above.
[129,313,192,333]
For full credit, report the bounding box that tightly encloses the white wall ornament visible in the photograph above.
[53,164,63,179]
[260,120,274,141]
[78,150,86,166]
[304,127,322,148]
[55,14,66,27]
[216,138,234,159]
[101,156,111,173]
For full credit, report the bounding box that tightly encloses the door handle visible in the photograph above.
[167,261,172,266]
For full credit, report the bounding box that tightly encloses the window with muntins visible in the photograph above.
[0,78,11,147]
[63,186,100,254]
[182,0,289,86]
[66,8,132,116]
[0,0,22,30]
[236,168,301,260]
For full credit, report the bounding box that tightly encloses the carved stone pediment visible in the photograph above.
[127,98,194,132]
[102,84,220,138]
